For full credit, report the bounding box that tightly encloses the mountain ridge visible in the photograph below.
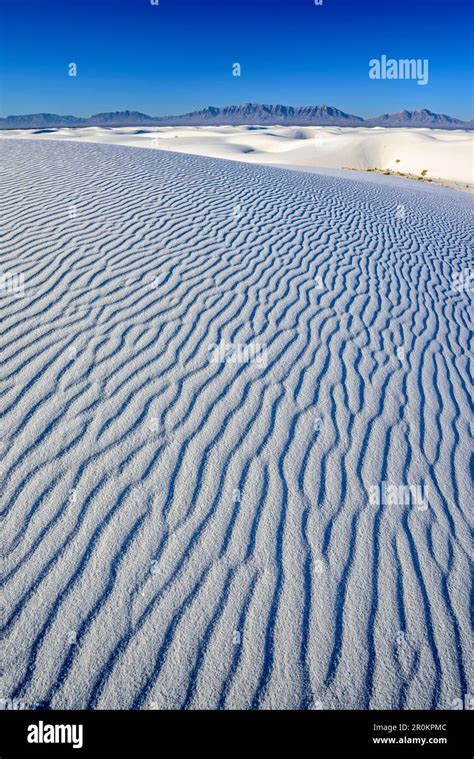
[0,105,471,129]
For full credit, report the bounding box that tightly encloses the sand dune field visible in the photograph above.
[1,138,472,709]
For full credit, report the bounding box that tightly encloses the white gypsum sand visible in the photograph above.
[1,124,473,192]
[1,138,472,710]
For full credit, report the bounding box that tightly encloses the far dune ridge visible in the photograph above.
[1,139,471,710]
[1,124,472,191]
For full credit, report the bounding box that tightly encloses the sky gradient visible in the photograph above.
[0,0,473,120]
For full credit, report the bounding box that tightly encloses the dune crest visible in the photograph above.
[1,124,472,191]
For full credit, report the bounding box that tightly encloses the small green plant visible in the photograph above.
[420,169,428,177]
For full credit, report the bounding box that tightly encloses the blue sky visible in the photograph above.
[0,0,472,119]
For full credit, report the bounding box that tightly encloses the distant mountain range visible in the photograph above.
[162,103,368,126]
[0,105,471,130]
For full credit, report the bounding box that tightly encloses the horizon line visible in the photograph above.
[1,102,472,123]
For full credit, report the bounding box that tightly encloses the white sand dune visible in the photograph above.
[1,124,473,191]
[1,139,472,710]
